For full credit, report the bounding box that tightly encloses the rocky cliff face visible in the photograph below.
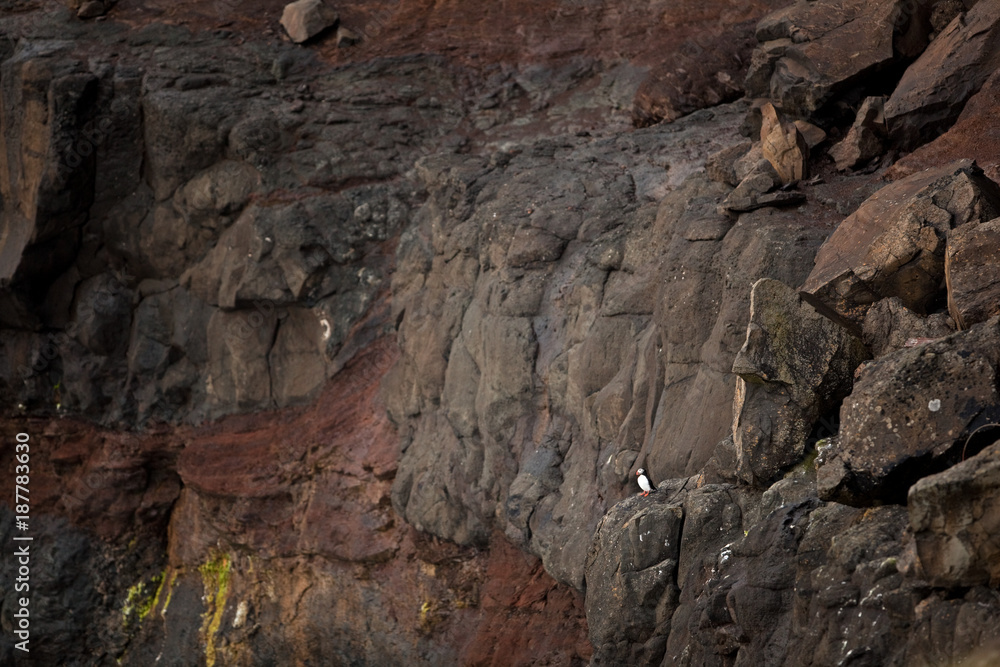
[2,0,1000,665]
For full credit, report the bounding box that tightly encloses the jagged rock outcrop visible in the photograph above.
[731,278,867,487]
[589,476,962,664]
[800,160,1000,332]
[586,489,686,664]
[829,96,887,171]
[885,0,1000,150]
[385,100,854,589]
[585,465,1000,665]
[0,39,102,287]
[745,0,935,116]
[817,318,1000,505]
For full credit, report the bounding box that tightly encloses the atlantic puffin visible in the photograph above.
[636,468,655,496]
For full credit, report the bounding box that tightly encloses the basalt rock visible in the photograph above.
[719,136,810,212]
[760,103,809,183]
[908,441,1000,587]
[7,1,1000,665]
[887,67,1000,182]
[885,0,1000,151]
[829,96,888,171]
[585,489,686,665]
[386,101,838,590]
[817,317,1000,505]
[731,278,868,487]
[800,159,1000,333]
[280,0,339,44]
[705,140,753,187]
[745,0,935,117]
[584,478,989,665]
[946,217,1000,329]
[719,158,782,212]
[861,296,954,358]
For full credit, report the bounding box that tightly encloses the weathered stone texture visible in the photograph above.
[946,217,1000,329]
[909,441,1000,587]
[280,0,339,44]
[746,0,935,116]
[862,296,954,358]
[829,96,887,171]
[731,278,867,486]
[801,160,1000,332]
[886,0,1000,150]
[818,318,1000,505]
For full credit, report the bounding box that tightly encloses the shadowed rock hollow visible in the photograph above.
[3,0,1000,665]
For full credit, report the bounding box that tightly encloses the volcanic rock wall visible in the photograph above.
[1,0,1000,665]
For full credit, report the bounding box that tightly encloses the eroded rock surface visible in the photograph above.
[584,476,1000,666]
[385,104,844,589]
[829,96,887,171]
[281,0,339,44]
[745,0,935,116]
[888,67,1000,182]
[800,160,1000,332]
[885,0,1000,150]
[909,441,1000,588]
[818,318,1000,505]
[946,217,1000,329]
[862,296,954,358]
[731,278,867,487]
[5,0,1000,665]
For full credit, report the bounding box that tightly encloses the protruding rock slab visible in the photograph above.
[746,0,934,116]
[909,441,1000,587]
[946,217,1000,329]
[732,279,867,486]
[585,494,684,664]
[886,0,1000,150]
[0,43,99,283]
[793,119,826,149]
[818,318,1000,505]
[886,67,1000,182]
[800,159,1000,333]
[720,158,805,213]
[281,0,338,44]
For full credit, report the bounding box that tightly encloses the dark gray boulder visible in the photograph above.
[818,317,1000,505]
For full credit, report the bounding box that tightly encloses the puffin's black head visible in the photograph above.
[636,468,645,476]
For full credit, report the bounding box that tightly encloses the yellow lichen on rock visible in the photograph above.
[199,552,232,667]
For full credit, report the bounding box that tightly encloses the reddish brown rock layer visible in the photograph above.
[111,0,785,129]
[1,335,590,664]
[887,69,1000,183]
